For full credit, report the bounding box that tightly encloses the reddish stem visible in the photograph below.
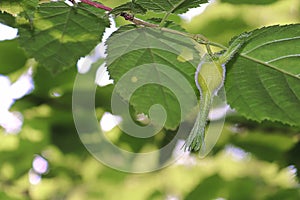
[79,0,158,28]
[80,0,112,11]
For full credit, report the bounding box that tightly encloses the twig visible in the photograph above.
[79,0,227,50]
[80,0,112,11]
[80,0,158,27]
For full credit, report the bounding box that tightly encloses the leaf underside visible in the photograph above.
[225,24,300,127]
[106,27,200,130]
[135,0,208,14]
[110,2,147,16]
[0,0,38,19]
[18,2,109,74]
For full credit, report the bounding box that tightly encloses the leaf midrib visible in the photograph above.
[168,0,186,13]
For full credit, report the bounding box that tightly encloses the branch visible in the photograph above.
[78,0,227,50]
[80,0,112,11]
[79,0,155,26]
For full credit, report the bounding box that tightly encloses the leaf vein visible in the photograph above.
[266,54,300,64]
[244,36,300,54]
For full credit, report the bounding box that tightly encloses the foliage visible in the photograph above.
[0,0,300,199]
[226,24,300,126]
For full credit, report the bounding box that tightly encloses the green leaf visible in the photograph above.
[221,0,280,5]
[135,10,182,24]
[19,0,39,21]
[226,177,259,200]
[135,0,208,14]
[110,2,147,15]
[18,2,109,74]
[106,27,200,130]
[221,32,251,64]
[0,0,22,15]
[0,39,27,74]
[184,175,224,200]
[146,18,186,31]
[33,64,77,98]
[0,0,38,19]
[225,24,300,127]
[232,131,296,162]
[0,11,16,27]
[266,189,300,200]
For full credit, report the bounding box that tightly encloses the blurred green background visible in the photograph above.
[0,0,300,199]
